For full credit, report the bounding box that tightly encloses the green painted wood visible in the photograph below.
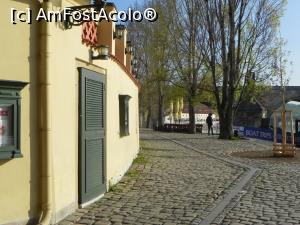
[0,95,22,160]
[119,95,130,137]
[79,67,106,204]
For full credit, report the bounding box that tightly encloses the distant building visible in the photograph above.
[234,86,300,128]
[164,103,218,125]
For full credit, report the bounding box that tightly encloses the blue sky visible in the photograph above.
[112,0,136,11]
[281,0,300,85]
[112,0,300,85]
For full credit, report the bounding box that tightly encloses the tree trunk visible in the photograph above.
[218,107,234,139]
[146,106,152,128]
[157,82,164,128]
[188,99,196,134]
[158,96,164,127]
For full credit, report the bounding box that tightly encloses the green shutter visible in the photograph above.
[78,68,106,204]
[119,96,125,136]
[119,95,131,137]
[125,98,129,135]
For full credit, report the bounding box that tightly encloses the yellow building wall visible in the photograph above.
[0,0,40,224]
[0,0,139,224]
[100,59,140,185]
[43,0,140,223]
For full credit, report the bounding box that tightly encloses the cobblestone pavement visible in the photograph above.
[158,132,300,225]
[58,131,244,225]
[58,130,300,225]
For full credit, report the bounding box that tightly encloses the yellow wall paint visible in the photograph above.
[0,0,40,224]
[48,15,140,222]
[99,59,140,185]
[0,0,139,224]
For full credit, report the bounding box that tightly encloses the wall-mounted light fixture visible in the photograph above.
[132,67,139,79]
[131,56,139,79]
[131,58,138,66]
[90,45,110,60]
[114,25,126,39]
[132,67,138,74]
[125,41,133,54]
[64,0,106,29]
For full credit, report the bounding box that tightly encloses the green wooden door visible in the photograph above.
[79,67,106,204]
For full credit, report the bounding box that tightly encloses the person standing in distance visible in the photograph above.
[206,113,213,135]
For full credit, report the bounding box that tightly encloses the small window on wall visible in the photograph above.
[0,80,27,160]
[119,95,131,137]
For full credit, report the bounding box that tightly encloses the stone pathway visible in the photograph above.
[158,132,300,225]
[58,131,243,225]
[58,131,300,225]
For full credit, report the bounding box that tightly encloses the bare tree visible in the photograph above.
[167,0,206,133]
[202,0,286,139]
[128,0,172,128]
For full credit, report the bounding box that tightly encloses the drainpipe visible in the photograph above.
[39,0,53,224]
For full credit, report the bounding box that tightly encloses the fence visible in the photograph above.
[155,124,203,133]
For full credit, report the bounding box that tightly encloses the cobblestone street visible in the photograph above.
[59,130,300,225]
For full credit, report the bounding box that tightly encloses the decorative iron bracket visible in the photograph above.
[63,0,106,30]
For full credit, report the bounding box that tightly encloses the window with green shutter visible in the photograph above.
[0,80,27,160]
[119,95,131,137]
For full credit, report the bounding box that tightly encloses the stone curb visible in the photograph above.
[158,134,261,225]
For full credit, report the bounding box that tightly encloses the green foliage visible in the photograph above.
[108,181,123,193]
[126,169,140,178]
[230,136,241,141]
[129,0,287,134]
[166,86,186,103]
[133,154,148,165]
[128,0,174,127]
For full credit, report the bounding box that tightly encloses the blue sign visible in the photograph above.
[235,126,300,147]
[236,126,273,141]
